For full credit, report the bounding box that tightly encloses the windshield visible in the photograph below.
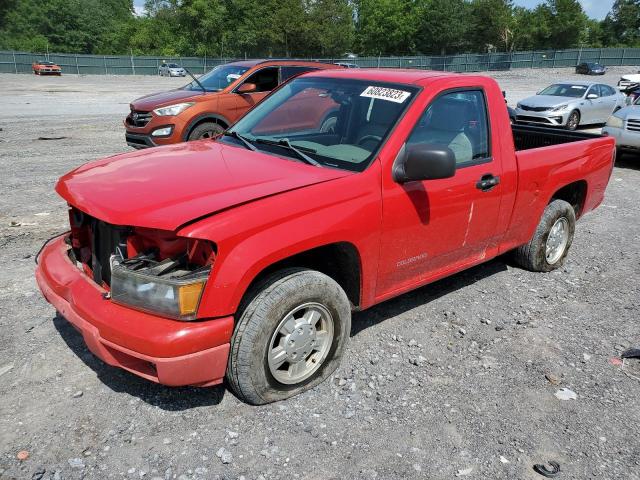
[227,77,418,172]
[539,84,588,98]
[168,63,179,68]
[185,65,249,92]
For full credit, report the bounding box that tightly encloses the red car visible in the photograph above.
[37,69,615,404]
[32,61,62,75]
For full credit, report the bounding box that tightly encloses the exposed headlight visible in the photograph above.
[153,102,194,116]
[110,255,209,320]
[516,103,523,109]
[552,104,568,112]
[606,115,624,129]
[152,126,173,137]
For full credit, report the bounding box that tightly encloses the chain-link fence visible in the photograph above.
[2,48,640,75]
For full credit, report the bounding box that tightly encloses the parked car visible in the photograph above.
[618,72,640,89]
[32,61,61,75]
[515,81,626,130]
[603,96,640,153]
[619,82,640,104]
[125,59,341,148]
[158,63,187,77]
[335,62,359,68]
[575,62,606,75]
[37,69,615,404]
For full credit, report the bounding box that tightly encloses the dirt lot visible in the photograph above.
[0,68,639,480]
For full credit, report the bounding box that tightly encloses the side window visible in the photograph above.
[242,67,279,93]
[601,85,615,97]
[406,90,490,167]
[281,66,318,83]
[588,85,600,98]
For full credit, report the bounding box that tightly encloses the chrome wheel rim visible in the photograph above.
[546,217,569,264]
[267,302,334,385]
[568,113,579,129]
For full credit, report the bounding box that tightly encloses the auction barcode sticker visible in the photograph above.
[360,86,411,103]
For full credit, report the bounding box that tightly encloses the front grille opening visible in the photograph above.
[67,207,216,289]
[126,111,152,128]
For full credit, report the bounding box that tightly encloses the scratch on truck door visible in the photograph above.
[462,202,474,247]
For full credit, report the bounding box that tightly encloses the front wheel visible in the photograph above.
[188,122,224,140]
[227,268,351,405]
[512,199,576,272]
[566,110,580,131]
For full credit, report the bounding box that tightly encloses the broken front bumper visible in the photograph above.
[35,234,233,387]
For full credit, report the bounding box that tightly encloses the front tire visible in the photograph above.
[227,268,351,405]
[566,110,580,131]
[188,122,224,140]
[512,199,576,272]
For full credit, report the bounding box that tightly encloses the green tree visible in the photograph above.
[602,0,640,46]
[416,0,469,55]
[468,0,515,52]
[538,0,588,49]
[355,0,418,55]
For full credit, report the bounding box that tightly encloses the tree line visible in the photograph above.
[1,0,640,58]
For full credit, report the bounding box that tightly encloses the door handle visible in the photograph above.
[476,174,500,192]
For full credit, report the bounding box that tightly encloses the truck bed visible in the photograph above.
[512,124,601,151]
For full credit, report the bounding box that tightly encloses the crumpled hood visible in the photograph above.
[520,95,579,109]
[131,88,203,111]
[56,141,352,231]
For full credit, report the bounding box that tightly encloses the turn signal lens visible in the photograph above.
[178,281,206,316]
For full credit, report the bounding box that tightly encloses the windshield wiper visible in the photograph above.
[184,68,206,93]
[253,137,322,167]
[224,131,257,151]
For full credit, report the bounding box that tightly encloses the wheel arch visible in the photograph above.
[550,180,588,218]
[239,242,363,313]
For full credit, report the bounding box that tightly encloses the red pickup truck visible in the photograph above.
[36,69,615,404]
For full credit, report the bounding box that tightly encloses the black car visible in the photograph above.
[575,62,606,75]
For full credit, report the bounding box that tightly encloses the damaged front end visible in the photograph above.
[67,206,215,320]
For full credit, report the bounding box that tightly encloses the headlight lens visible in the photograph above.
[110,255,208,320]
[606,115,624,129]
[516,103,522,109]
[153,102,194,116]
[552,104,568,112]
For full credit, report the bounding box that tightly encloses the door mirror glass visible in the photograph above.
[237,82,257,94]
[393,143,456,183]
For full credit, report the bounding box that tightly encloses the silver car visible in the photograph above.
[603,97,640,153]
[515,81,626,130]
[158,63,186,77]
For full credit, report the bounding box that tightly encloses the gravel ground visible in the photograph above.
[0,67,639,480]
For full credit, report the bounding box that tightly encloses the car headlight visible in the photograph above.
[516,103,522,109]
[153,102,194,116]
[110,254,209,320]
[552,104,568,112]
[606,115,624,129]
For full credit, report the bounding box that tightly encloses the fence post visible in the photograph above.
[75,54,80,75]
[130,49,136,75]
[12,51,18,74]
[103,55,107,74]
[622,48,627,66]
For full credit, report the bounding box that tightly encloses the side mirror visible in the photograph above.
[587,93,599,100]
[237,83,257,94]
[393,143,456,183]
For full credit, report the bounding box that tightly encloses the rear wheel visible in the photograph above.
[512,199,576,272]
[566,110,580,131]
[188,122,224,140]
[227,268,351,405]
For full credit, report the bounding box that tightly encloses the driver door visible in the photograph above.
[232,67,279,121]
[376,89,503,297]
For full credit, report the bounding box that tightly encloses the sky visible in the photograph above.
[132,0,615,20]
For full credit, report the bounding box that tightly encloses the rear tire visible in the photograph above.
[227,268,351,405]
[566,110,580,131]
[188,122,224,140]
[512,199,576,272]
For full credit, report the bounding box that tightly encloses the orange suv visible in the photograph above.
[124,59,341,148]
